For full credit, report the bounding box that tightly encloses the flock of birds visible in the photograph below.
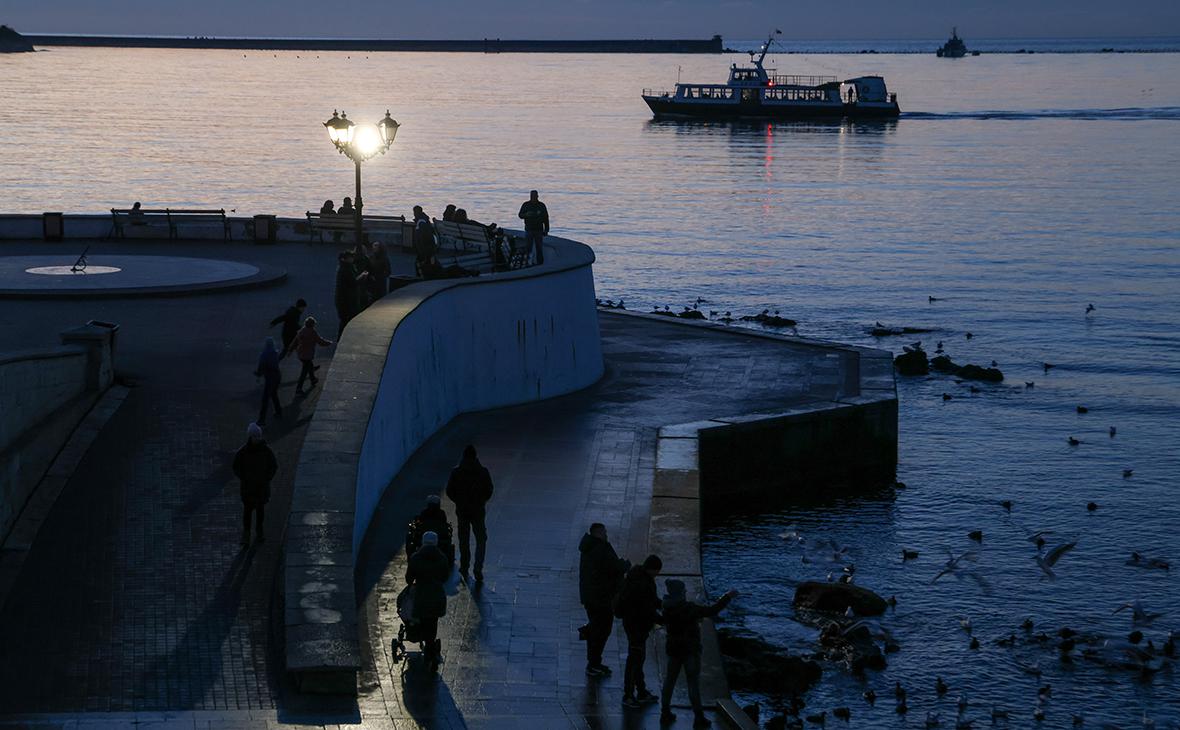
[761,300,1175,727]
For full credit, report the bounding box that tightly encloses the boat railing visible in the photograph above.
[767,74,838,87]
[642,88,675,98]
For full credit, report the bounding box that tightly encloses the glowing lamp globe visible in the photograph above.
[324,110,355,147]
[352,124,384,159]
[378,110,400,147]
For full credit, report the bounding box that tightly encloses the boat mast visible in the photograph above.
[755,29,783,68]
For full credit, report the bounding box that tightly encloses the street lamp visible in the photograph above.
[323,109,399,244]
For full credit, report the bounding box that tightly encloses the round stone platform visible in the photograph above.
[0,255,285,298]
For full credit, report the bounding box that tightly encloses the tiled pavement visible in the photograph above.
[346,312,853,728]
[0,240,856,730]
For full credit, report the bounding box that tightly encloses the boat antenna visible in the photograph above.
[756,29,782,67]
[677,65,682,84]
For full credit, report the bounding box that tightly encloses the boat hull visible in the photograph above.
[643,96,899,120]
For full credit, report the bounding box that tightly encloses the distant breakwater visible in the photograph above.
[24,34,723,53]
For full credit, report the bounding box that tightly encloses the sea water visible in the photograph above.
[1,44,1178,726]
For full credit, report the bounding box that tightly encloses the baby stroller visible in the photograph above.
[405,515,456,566]
[391,584,443,672]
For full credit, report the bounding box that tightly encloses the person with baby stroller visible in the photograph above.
[398,530,451,670]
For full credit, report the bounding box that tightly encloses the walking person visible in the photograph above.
[292,316,333,395]
[232,422,277,547]
[617,555,664,709]
[254,337,282,426]
[578,523,628,677]
[517,189,550,265]
[659,580,738,728]
[406,531,450,668]
[269,298,306,358]
[445,444,494,583]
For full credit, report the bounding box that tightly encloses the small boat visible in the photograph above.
[642,31,899,121]
[936,27,968,58]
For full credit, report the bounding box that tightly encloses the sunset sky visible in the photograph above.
[7,0,1180,39]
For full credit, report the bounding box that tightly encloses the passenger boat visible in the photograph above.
[936,27,968,58]
[641,31,900,121]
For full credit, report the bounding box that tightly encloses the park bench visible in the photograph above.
[305,211,408,245]
[433,219,496,252]
[109,208,231,240]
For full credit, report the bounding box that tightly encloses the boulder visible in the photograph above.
[893,349,929,376]
[930,354,959,373]
[0,26,35,53]
[718,632,823,695]
[793,581,888,616]
[677,309,706,320]
[956,363,1004,382]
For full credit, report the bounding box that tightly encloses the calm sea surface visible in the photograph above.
[3,46,1179,726]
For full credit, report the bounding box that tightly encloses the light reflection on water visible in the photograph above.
[2,47,1178,725]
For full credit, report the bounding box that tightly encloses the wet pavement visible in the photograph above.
[0,237,860,729]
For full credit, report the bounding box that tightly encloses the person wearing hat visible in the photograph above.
[406,529,451,664]
[616,554,664,708]
[231,422,277,546]
[659,580,738,728]
[445,444,495,583]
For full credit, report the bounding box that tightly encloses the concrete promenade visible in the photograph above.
[0,236,888,728]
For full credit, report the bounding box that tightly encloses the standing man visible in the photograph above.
[445,444,494,583]
[578,523,628,677]
[334,250,367,338]
[269,298,306,358]
[616,554,663,708]
[232,422,277,547]
[517,190,549,265]
[659,580,738,728]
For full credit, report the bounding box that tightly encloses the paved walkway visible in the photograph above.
[0,239,361,713]
[348,312,853,728]
[0,241,860,728]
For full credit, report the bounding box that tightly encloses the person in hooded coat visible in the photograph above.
[659,579,738,728]
[616,554,664,708]
[406,530,451,662]
[445,444,494,582]
[578,523,628,676]
[269,298,306,358]
[232,422,277,546]
[254,337,282,426]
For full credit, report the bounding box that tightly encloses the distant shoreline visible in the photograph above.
[23,35,724,53]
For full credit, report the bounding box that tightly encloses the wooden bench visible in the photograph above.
[436,247,497,276]
[502,232,533,269]
[305,212,407,244]
[110,208,231,240]
[433,219,496,252]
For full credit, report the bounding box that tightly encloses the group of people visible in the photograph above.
[335,240,392,337]
[410,191,552,277]
[318,197,355,219]
[579,524,737,728]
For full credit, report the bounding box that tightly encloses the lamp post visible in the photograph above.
[324,110,400,244]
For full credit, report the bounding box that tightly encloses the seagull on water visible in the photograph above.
[1126,552,1169,570]
[1035,541,1077,579]
[1113,600,1164,627]
[1086,303,1096,313]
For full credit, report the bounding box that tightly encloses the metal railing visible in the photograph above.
[767,74,838,87]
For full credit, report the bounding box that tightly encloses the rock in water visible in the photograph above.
[956,363,1005,382]
[794,581,888,616]
[718,632,823,695]
[0,26,35,53]
[894,349,930,376]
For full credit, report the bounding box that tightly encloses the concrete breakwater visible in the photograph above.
[24,34,724,53]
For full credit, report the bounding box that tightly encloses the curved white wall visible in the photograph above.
[354,251,602,553]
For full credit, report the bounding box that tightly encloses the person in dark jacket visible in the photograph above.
[617,554,664,708]
[445,444,494,582]
[406,531,451,663]
[368,242,391,300]
[517,190,549,265]
[659,580,738,728]
[335,250,368,338]
[254,337,282,426]
[412,206,438,276]
[269,298,306,358]
[578,523,628,676]
[232,423,277,546]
